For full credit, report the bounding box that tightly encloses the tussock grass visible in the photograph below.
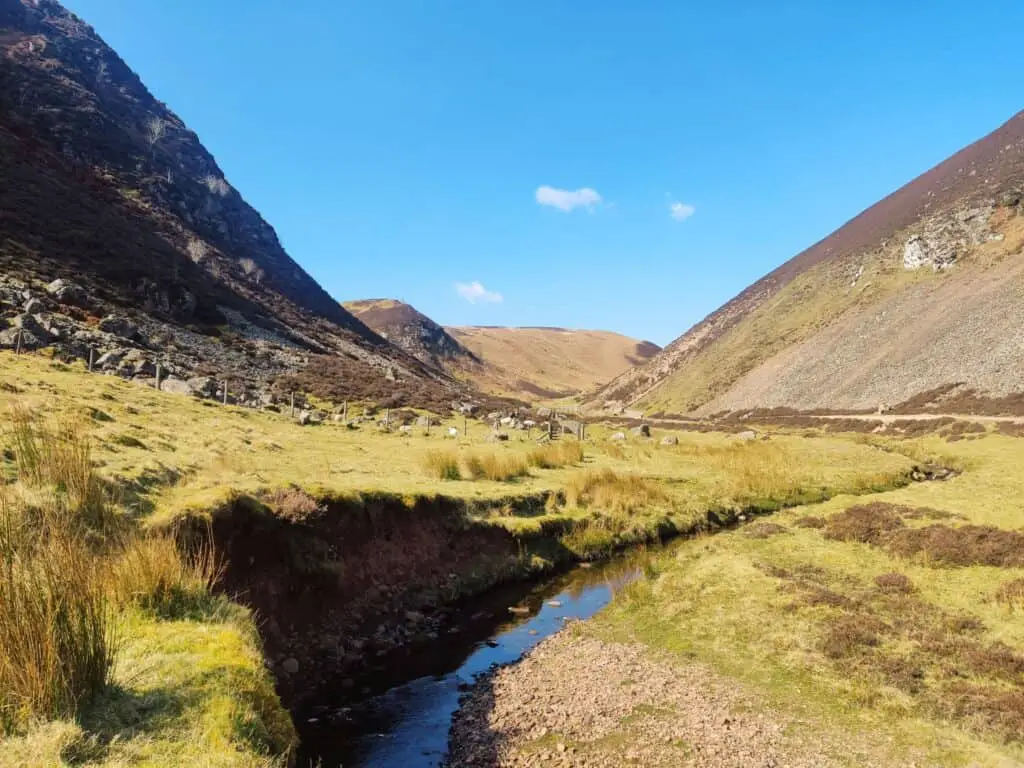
[0,412,116,733]
[527,441,584,469]
[107,531,223,620]
[422,449,462,481]
[564,469,668,517]
[462,451,529,482]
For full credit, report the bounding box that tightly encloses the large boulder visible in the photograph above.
[98,315,140,341]
[11,313,54,341]
[45,279,89,307]
[186,377,219,398]
[629,424,651,438]
[117,349,154,377]
[0,327,41,350]
[660,435,679,446]
[159,378,193,396]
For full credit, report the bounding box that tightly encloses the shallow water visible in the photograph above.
[296,552,653,767]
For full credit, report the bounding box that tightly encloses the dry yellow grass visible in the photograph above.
[448,326,659,399]
[591,432,1024,766]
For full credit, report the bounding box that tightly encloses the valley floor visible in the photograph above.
[450,435,1024,767]
[0,352,1020,766]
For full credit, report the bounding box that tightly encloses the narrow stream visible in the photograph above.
[296,549,658,767]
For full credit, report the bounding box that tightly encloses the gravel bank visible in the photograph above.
[447,632,827,768]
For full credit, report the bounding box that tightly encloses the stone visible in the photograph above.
[159,377,193,396]
[23,297,45,315]
[499,416,514,427]
[399,425,413,434]
[95,349,127,370]
[485,432,510,443]
[660,436,679,446]
[187,376,218,398]
[448,427,459,438]
[98,315,140,341]
[737,430,757,441]
[629,424,651,438]
[12,313,53,341]
[298,410,312,426]
[0,327,41,350]
[45,279,88,307]
[609,432,626,442]
[281,657,300,675]
[118,349,154,377]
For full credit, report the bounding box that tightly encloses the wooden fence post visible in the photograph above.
[223,381,228,406]
[290,392,296,419]
[15,329,22,355]
[155,363,161,390]
[425,416,430,437]
[385,408,390,429]
[343,400,348,423]
[88,347,94,372]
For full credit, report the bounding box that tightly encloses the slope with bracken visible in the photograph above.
[595,109,1024,416]
[0,0,455,408]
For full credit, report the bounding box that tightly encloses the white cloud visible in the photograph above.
[535,185,602,212]
[455,281,503,305]
[669,201,696,221]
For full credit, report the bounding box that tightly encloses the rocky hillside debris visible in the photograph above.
[902,205,997,270]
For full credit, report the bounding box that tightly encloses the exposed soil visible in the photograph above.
[448,633,852,767]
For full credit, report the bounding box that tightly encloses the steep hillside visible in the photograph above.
[596,110,1024,415]
[343,299,479,369]
[0,0,453,408]
[448,325,660,400]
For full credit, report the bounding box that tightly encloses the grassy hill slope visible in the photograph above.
[594,110,1024,415]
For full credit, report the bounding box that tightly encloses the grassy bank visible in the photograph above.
[587,433,1024,766]
[0,352,939,765]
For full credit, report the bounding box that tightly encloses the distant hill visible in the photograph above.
[447,325,659,400]
[345,299,659,400]
[0,0,455,408]
[594,109,1024,416]
[342,299,479,369]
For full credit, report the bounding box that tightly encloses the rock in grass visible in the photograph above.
[660,436,679,446]
[609,432,626,442]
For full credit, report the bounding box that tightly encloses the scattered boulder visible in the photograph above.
[630,424,651,438]
[186,376,218,398]
[0,327,41,350]
[736,430,758,442]
[448,427,459,438]
[486,432,510,443]
[660,435,679,446]
[117,349,154,378]
[499,416,514,427]
[159,378,193,396]
[98,315,140,341]
[23,297,45,315]
[609,432,626,442]
[12,313,54,341]
[399,425,413,434]
[45,279,88,307]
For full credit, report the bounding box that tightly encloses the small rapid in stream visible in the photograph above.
[296,548,659,767]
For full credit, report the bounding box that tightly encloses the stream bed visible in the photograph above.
[296,548,659,767]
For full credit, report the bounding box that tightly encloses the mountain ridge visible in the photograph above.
[594,109,1024,415]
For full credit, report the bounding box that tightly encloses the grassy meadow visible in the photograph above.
[589,433,1024,766]
[0,351,991,766]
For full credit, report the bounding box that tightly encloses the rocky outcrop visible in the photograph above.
[0,0,458,408]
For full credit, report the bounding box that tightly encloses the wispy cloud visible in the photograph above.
[455,281,503,305]
[669,201,696,221]
[535,185,602,212]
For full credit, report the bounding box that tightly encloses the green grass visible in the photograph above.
[586,433,1024,766]
[0,352,940,765]
[0,394,293,766]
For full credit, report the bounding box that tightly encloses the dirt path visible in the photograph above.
[448,632,856,768]
[651,412,1024,425]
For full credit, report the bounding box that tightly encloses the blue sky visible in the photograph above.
[64,1,1024,346]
